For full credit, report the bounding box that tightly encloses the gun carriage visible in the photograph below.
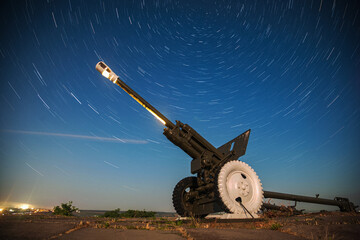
[96,61,357,217]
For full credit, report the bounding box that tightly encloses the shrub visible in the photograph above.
[103,209,156,218]
[121,209,156,218]
[104,208,121,218]
[53,201,78,216]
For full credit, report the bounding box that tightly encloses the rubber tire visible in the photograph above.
[172,177,197,217]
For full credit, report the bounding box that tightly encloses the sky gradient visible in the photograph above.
[0,0,359,212]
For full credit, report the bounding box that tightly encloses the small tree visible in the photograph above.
[53,201,78,216]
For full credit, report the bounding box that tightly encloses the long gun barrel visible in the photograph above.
[96,61,250,174]
[96,61,175,129]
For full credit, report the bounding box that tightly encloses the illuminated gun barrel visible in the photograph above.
[96,61,175,129]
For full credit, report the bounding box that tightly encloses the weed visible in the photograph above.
[270,222,282,230]
[103,222,110,228]
[175,220,183,226]
[190,216,201,228]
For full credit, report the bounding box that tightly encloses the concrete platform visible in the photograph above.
[206,212,260,219]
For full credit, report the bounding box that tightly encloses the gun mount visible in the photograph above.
[96,61,357,217]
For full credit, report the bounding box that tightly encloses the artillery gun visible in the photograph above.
[96,61,357,217]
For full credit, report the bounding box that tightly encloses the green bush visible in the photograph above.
[104,208,121,218]
[103,209,156,218]
[53,201,78,216]
[121,209,156,218]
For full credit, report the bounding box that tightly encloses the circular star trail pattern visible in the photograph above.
[0,0,359,211]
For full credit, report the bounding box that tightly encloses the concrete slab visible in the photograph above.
[283,224,360,240]
[0,222,77,240]
[206,213,260,219]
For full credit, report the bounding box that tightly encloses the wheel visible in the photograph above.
[172,177,197,217]
[217,160,263,214]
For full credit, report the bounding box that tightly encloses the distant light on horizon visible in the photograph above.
[0,201,35,210]
[20,204,30,210]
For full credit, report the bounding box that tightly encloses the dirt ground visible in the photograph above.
[0,211,359,240]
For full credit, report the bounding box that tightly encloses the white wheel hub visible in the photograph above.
[218,160,263,214]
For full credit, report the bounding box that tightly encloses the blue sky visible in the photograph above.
[0,0,359,212]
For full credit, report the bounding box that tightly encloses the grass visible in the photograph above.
[175,220,183,226]
[270,222,282,230]
[189,216,201,228]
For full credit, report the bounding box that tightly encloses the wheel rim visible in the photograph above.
[182,187,192,211]
[217,161,263,214]
[227,171,253,203]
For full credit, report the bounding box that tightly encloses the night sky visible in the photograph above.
[0,0,359,212]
